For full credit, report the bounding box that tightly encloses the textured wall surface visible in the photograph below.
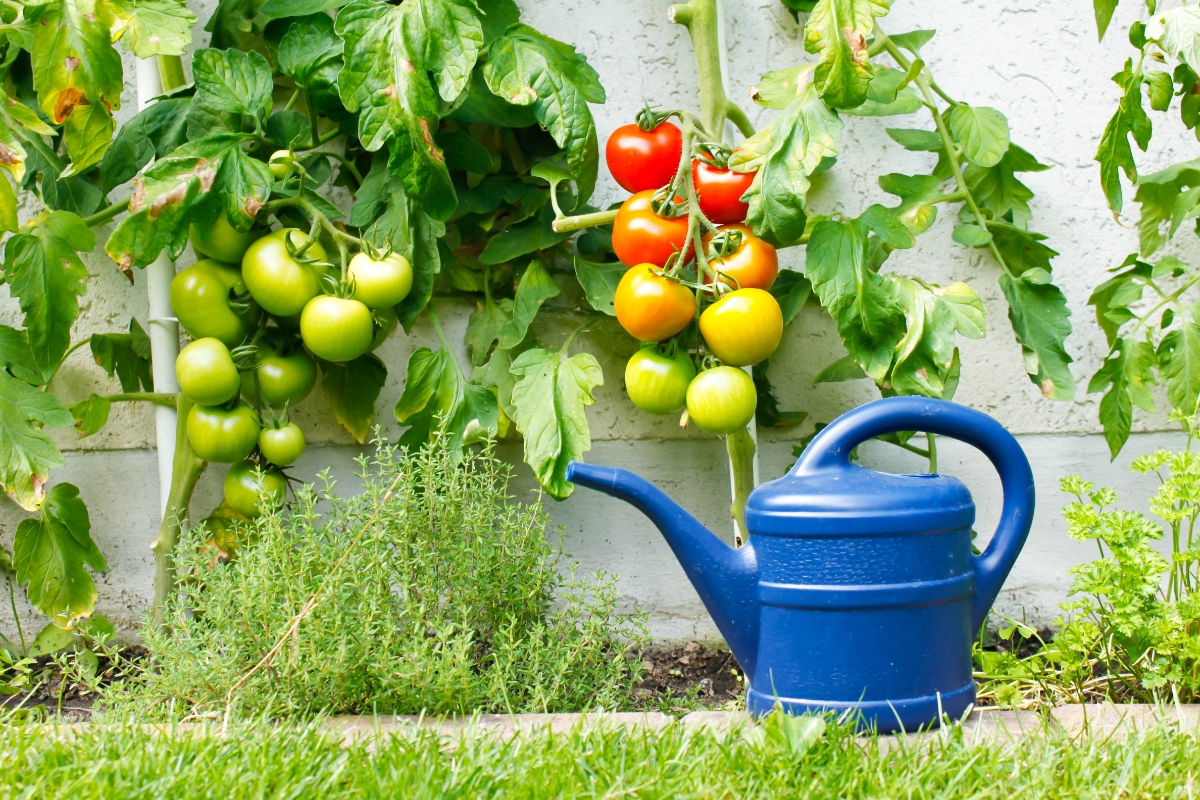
[1,0,1195,642]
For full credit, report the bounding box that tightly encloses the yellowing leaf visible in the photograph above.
[803,0,890,109]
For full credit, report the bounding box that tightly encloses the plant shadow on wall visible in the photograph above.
[105,438,648,720]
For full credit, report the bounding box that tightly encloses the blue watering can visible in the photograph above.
[566,396,1035,733]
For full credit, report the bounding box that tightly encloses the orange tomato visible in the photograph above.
[615,264,697,342]
[703,224,779,290]
[612,191,692,268]
[699,288,783,366]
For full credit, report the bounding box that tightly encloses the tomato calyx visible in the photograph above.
[650,187,689,220]
[635,103,677,133]
[693,142,734,170]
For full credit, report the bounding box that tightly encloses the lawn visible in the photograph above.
[0,715,1196,799]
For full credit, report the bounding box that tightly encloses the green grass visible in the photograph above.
[2,715,1199,799]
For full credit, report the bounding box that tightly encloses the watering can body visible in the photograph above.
[567,397,1035,733]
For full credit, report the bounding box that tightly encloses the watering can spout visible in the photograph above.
[566,461,761,676]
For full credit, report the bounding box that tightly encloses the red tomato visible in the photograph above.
[605,121,683,193]
[612,191,692,268]
[692,156,754,224]
[702,224,779,290]
[614,264,696,342]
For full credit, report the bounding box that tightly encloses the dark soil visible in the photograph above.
[632,642,744,710]
[0,645,146,723]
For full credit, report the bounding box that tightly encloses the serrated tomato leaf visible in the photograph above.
[394,346,498,455]
[0,371,73,511]
[803,0,890,110]
[319,353,387,444]
[999,270,1076,400]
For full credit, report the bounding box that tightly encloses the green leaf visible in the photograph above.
[61,102,115,175]
[70,394,110,438]
[262,0,350,18]
[884,275,964,397]
[4,96,57,138]
[336,0,482,220]
[886,127,943,152]
[0,175,16,234]
[471,347,516,426]
[989,221,1058,276]
[888,29,935,54]
[89,319,153,392]
[1089,337,1156,457]
[1133,158,1200,255]
[480,205,571,265]
[1088,254,1150,346]
[107,0,197,57]
[859,203,915,248]
[952,223,992,246]
[31,622,76,655]
[999,270,1076,400]
[573,256,624,316]
[1145,69,1174,111]
[814,353,868,383]
[1096,59,1151,214]
[483,25,604,206]
[805,217,906,383]
[193,48,273,123]
[3,211,92,373]
[266,111,310,149]
[0,325,45,385]
[395,346,498,455]
[749,64,814,110]
[14,482,106,629]
[476,0,519,43]
[395,211,444,331]
[276,12,344,88]
[319,354,387,443]
[509,346,602,499]
[1161,303,1200,414]
[465,297,513,366]
[731,82,842,246]
[753,360,808,428]
[770,269,812,325]
[1147,5,1200,73]
[841,67,922,117]
[436,130,494,174]
[105,133,271,270]
[946,104,1010,168]
[934,282,987,339]
[803,0,890,109]
[498,261,560,349]
[963,144,1049,229]
[98,96,190,194]
[0,371,73,511]
[26,0,124,125]
[878,172,944,234]
[1094,0,1118,40]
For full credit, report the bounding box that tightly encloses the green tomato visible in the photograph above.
[625,348,695,415]
[187,401,261,463]
[268,150,293,179]
[348,251,413,309]
[190,214,260,265]
[300,295,374,363]
[176,338,240,406]
[223,460,287,518]
[241,228,330,317]
[259,423,305,466]
[170,259,261,347]
[240,341,317,407]
[685,366,757,434]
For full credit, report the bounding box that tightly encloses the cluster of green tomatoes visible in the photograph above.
[171,176,412,521]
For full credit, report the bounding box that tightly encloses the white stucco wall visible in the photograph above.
[1,0,1196,643]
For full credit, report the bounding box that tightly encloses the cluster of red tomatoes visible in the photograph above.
[605,117,783,434]
[171,190,412,519]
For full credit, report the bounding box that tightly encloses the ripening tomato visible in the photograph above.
[259,423,305,466]
[686,367,757,433]
[612,191,692,268]
[176,338,241,407]
[240,339,317,407]
[625,348,696,415]
[692,156,753,224]
[187,401,261,464]
[703,224,779,290]
[223,460,287,518]
[605,121,683,193]
[241,228,330,317]
[348,251,413,309]
[699,288,783,367]
[614,264,696,342]
[300,295,374,363]
[190,214,261,265]
[170,259,260,347]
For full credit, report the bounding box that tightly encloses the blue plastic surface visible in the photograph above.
[566,396,1035,733]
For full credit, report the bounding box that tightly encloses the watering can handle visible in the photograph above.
[794,396,1035,631]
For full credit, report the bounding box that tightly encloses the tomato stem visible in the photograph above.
[82,198,130,227]
[551,207,618,233]
[726,427,756,547]
[151,394,207,629]
[104,391,179,407]
[669,0,732,140]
